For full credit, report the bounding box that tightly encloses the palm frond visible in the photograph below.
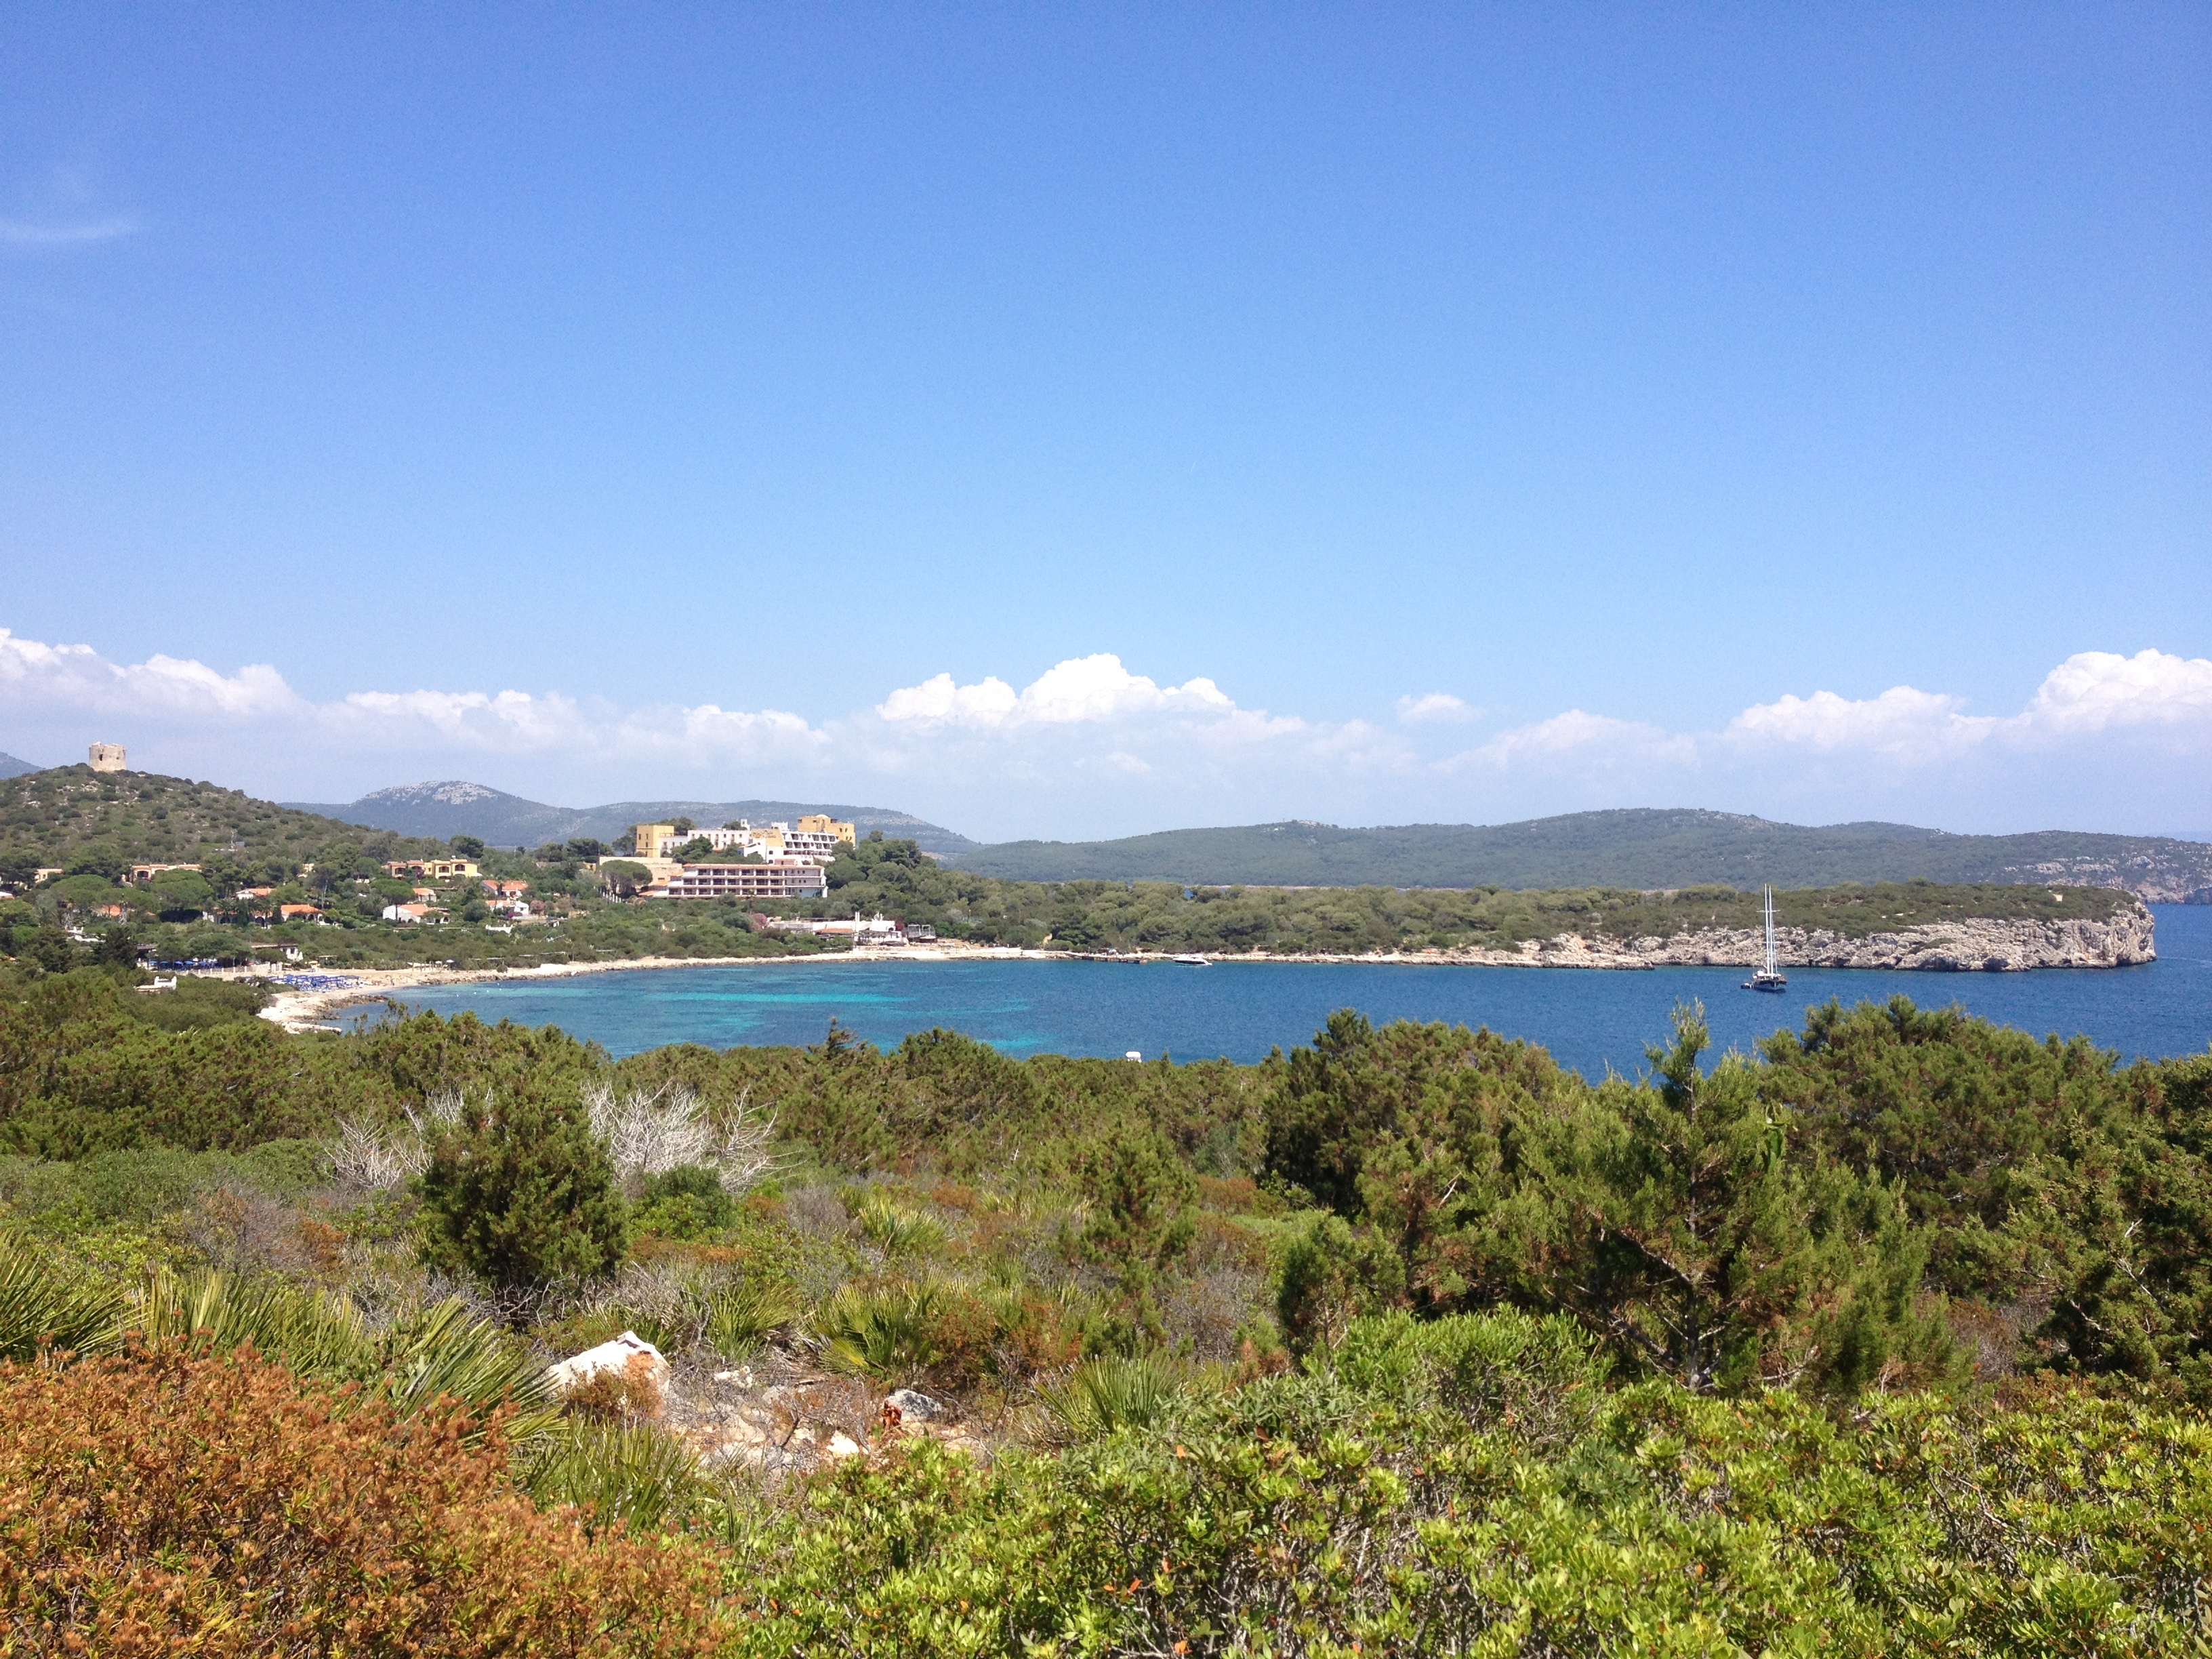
[0,1232,125,1362]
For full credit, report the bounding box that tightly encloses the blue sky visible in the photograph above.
[3,4,2207,841]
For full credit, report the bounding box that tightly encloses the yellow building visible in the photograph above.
[795,815,857,844]
[632,822,676,858]
[382,858,481,880]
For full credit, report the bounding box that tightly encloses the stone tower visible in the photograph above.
[88,743,127,773]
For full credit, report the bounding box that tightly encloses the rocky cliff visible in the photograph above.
[1513,898,2157,971]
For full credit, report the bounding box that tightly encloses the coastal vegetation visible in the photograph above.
[800,834,2139,954]
[0,770,2160,982]
[1,947,2209,1651]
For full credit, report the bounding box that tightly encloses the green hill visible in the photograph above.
[283,779,981,859]
[0,765,447,876]
[952,808,2212,901]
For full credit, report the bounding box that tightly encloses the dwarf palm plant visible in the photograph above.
[855,1193,947,1258]
[0,1233,125,1362]
[137,1267,557,1443]
[699,1279,799,1363]
[1036,1353,1181,1440]
[817,1279,943,1383]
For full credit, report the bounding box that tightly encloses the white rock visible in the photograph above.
[546,1330,670,1397]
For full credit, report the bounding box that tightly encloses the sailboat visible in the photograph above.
[1743,884,1788,993]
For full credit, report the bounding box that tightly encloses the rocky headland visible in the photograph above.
[1492,899,2157,972]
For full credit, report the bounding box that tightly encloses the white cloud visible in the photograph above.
[0,629,300,719]
[877,654,1235,729]
[877,672,1019,726]
[1454,710,1693,771]
[0,628,827,773]
[1396,691,1477,724]
[0,216,137,248]
[1,626,2205,837]
[2020,649,2212,737]
[1721,649,2212,762]
[1727,684,1996,760]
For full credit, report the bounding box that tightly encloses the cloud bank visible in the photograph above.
[1,628,2207,839]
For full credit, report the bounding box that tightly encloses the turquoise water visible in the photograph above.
[394,905,2212,1079]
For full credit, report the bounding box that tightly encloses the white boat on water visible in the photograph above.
[1743,885,1788,993]
[1171,954,1210,966]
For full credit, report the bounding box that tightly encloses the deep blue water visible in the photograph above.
[394,905,2212,1080]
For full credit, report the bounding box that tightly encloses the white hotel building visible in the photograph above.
[650,862,826,900]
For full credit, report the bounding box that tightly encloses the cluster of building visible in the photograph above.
[609,815,855,901]
[758,912,935,947]
[384,875,540,925]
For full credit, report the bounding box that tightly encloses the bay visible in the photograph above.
[396,905,2212,1079]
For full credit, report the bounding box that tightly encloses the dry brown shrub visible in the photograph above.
[1188,1211,1271,1271]
[1196,1174,1265,1213]
[984,1288,1083,1385]
[561,1353,668,1424]
[925,1179,985,1213]
[0,1344,731,1656]
[293,1218,349,1279]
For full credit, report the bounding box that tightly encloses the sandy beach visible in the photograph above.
[251,941,1051,1031]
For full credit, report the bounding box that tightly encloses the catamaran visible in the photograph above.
[1743,884,1788,993]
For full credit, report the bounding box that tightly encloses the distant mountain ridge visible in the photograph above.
[950,809,2212,902]
[0,752,41,780]
[286,780,982,859]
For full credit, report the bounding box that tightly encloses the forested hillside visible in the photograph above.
[286,778,982,858]
[3,968,2209,1652]
[0,766,822,972]
[808,834,2138,954]
[956,807,2212,899]
[0,764,447,875]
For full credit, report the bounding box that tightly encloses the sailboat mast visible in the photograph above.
[1763,884,1779,977]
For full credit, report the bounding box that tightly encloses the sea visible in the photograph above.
[387,905,2212,1080]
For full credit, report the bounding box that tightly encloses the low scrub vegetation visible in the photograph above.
[1,958,2208,1654]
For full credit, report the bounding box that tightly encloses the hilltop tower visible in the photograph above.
[87,743,126,773]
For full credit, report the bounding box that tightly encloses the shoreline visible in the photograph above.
[253,943,1050,1031]
[254,912,2158,1033]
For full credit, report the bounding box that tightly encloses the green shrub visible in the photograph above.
[630,1164,737,1240]
[728,1313,2212,1658]
[137,1267,558,1442]
[415,1091,627,1290]
[1275,1210,1406,1354]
